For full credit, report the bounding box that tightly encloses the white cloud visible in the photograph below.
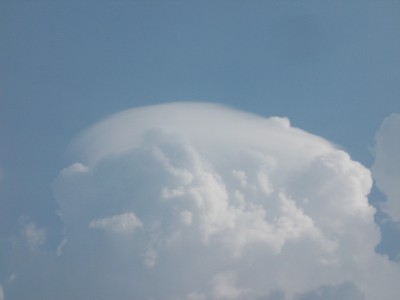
[56,238,67,256]
[143,247,157,268]
[59,162,89,177]
[212,272,253,299]
[372,113,400,221]
[7,103,400,300]
[88,212,143,234]
[7,275,16,283]
[179,210,193,225]
[21,221,46,250]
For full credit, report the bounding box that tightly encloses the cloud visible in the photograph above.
[372,113,400,222]
[7,103,400,299]
[88,212,143,234]
[212,272,253,299]
[20,221,46,251]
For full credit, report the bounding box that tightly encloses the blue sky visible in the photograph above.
[1,1,400,299]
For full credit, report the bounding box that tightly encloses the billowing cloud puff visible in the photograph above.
[8,103,400,300]
[372,113,400,222]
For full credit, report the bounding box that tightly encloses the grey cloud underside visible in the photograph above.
[4,103,400,300]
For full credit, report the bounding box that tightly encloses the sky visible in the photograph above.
[0,1,400,299]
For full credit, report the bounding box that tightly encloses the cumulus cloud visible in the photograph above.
[372,113,400,222]
[7,103,400,299]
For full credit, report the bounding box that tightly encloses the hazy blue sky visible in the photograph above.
[0,1,399,299]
